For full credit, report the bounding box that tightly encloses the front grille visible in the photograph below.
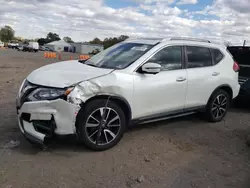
[20,81,37,106]
[238,77,248,85]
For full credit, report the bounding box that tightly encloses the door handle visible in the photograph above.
[176,77,186,82]
[212,72,220,76]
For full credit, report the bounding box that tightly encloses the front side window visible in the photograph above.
[186,46,212,68]
[84,42,153,69]
[147,46,182,71]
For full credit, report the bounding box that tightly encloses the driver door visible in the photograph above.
[133,46,188,119]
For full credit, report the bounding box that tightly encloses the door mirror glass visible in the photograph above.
[141,62,161,74]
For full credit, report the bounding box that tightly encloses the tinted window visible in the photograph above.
[186,46,212,68]
[148,46,182,71]
[211,48,224,64]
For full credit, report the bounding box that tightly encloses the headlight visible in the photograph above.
[28,88,67,101]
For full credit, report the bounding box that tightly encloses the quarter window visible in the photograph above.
[186,46,212,68]
[211,48,224,64]
[147,46,182,71]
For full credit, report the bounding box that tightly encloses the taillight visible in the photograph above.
[233,61,240,72]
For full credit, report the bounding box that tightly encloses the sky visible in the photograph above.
[0,0,250,44]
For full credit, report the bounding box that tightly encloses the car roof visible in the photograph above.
[123,37,226,49]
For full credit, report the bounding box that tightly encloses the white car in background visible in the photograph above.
[0,41,4,47]
[28,42,39,52]
[8,42,19,49]
[16,37,240,150]
[22,42,39,52]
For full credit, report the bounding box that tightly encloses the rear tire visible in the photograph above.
[77,99,126,151]
[205,89,230,122]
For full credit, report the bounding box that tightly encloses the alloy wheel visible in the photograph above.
[211,94,227,119]
[85,107,121,145]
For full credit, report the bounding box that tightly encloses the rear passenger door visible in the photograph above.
[184,46,222,109]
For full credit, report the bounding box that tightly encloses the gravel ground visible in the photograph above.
[0,49,250,188]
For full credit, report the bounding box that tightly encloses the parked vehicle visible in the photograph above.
[17,44,27,51]
[227,46,250,102]
[8,42,19,49]
[17,46,23,51]
[22,45,30,52]
[45,46,55,52]
[39,46,46,51]
[16,37,240,150]
[29,42,39,52]
[40,46,55,52]
[22,42,39,52]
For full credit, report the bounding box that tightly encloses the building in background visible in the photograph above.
[71,43,104,54]
[44,40,72,52]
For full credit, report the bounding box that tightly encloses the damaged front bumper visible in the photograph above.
[16,99,80,145]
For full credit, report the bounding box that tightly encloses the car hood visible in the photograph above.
[27,60,114,88]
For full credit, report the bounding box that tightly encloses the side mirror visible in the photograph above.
[141,62,161,74]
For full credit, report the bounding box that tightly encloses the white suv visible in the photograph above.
[16,37,240,150]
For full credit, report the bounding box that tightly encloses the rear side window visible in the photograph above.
[186,46,212,68]
[211,48,224,64]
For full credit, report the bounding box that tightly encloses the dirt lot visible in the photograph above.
[0,48,250,188]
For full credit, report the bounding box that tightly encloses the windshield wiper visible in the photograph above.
[85,62,99,67]
[78,59,87,63]
[87,64,98,67]
[78,59,98,67]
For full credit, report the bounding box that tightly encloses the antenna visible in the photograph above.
[243,40,246,47]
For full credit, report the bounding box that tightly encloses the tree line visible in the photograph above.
[37,33,129,49]
[0,25,129,49]
[88,35,129,49]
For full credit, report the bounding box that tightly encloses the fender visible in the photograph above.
[84,93,132,122]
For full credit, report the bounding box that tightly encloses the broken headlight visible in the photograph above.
[28,88,67,101]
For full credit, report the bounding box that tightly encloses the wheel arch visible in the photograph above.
[78,94,132,126]
[207,84,233,104]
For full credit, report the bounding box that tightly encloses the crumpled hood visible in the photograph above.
[27,60,113,88]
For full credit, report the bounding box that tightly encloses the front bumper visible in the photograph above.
[17,116,47,144]
[17,98,80,145]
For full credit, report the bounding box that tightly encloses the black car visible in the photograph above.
[227,46,250,102]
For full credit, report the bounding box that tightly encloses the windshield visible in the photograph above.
[84,42,153,69]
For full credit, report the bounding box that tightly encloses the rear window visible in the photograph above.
[211,48,224,64]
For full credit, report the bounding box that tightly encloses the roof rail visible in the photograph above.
[125,37,164,41]
[169,37,211,43]
[125,36,213,44]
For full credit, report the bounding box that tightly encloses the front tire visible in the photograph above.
[77,99,126,151]
[205,89,230,122]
